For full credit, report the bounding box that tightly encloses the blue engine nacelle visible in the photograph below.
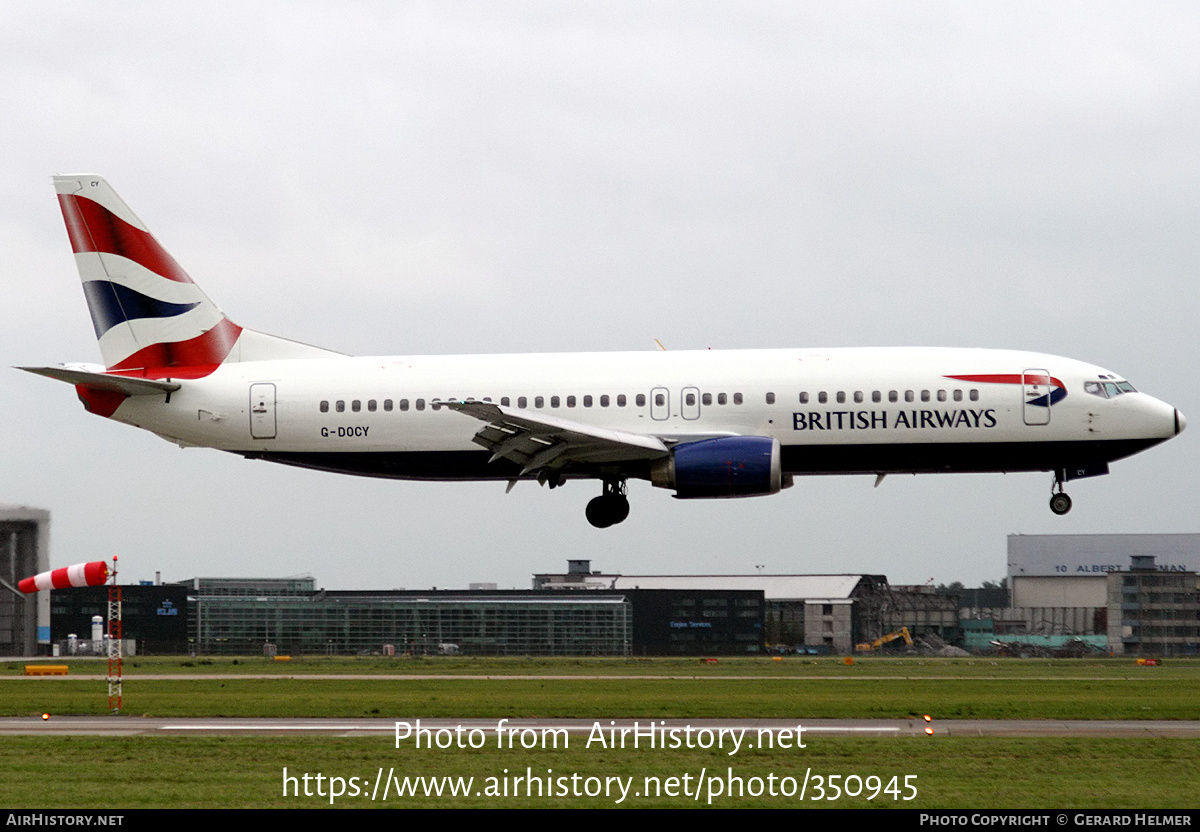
[650,436,785,498]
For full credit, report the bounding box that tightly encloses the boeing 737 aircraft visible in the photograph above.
[23,175,1185,527]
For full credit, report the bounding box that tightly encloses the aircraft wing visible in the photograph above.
[441,400,670,476]
[19,366,181,395]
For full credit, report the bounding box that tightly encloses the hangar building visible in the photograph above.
[0,505,50,656]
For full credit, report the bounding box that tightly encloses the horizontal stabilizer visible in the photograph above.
[18,365,180,395]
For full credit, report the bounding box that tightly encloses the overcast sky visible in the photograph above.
[1,2,1196,590]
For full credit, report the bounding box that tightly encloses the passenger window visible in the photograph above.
[352,400,361,412]
[888,391,898,403]
[584,395,593,407]
[617,394,627,407]
[953,390,963,402]
[836,391,846,404]
[799,392,809,404]
[905,391,914,403]
[733,392,743,405]
[416,399,425,411]
[969,390,979,401]
[937,390,946,402]
[535,396,544,408]
[551,396,560,408]
[717,393,727,405]
[765,392,775,405]
[320,400,329,413]
[566,395,576,408]
[336,400,345,413]
[686,392,697,406]
[399,399,409,411]
[599,395,609,407]
[872,391,881,403]
[702,393,712,406]
[500,397,510,406]
[920,390,930,403]
[654,393,665,407]
[636,394,646,407]
[367,399,377,412]
[854,391,863,404]
[384,399,393,412]
[518,396,527,408]
[818,392,828,404]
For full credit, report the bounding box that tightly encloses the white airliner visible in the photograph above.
[23,175,1185,527]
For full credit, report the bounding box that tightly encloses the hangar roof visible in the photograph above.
[607,574,868,601]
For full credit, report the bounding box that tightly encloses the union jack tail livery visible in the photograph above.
[53,175,336,380]
[54,176,241,378]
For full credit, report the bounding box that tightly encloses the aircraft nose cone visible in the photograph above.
[1176,409,1187,435]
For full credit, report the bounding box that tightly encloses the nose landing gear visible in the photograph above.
[586,477,630,528]
[1049,471,1072,516]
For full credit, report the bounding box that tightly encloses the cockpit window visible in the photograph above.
[1085,379,1137,398]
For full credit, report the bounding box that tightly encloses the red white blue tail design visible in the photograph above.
[54,176,242,379]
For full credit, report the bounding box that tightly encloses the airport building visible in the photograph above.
[49,583,189,655]
[534,563,959,654]
[1106,557,1200,656]
[953,534,1200,655]
[0,505,50,656]
[168,577,763,657]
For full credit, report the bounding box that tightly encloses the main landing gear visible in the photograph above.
[1049,471,1073,516]
[586,477,630,528]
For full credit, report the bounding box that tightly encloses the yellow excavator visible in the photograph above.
[855,627,914,653]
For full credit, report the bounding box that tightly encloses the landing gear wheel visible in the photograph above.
[586,495,629,528]
[586,478,630,528]
[1049,492,1072,515]
[586,496,614,528]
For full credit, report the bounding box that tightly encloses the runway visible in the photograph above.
[4,716,1199,738]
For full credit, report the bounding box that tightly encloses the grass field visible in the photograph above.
[3,736,1199,809]
[4,656,1199,808]
[4,656,1198,720]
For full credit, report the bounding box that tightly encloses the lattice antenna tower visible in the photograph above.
[106,556,122,713]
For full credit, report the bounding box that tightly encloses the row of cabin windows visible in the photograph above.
[799,389,979,405]
[318,391,747,413]
[318,387,980,413]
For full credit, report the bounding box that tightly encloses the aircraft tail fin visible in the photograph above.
[53,175,339,379]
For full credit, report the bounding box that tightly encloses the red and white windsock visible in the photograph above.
[18,561,109,594]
